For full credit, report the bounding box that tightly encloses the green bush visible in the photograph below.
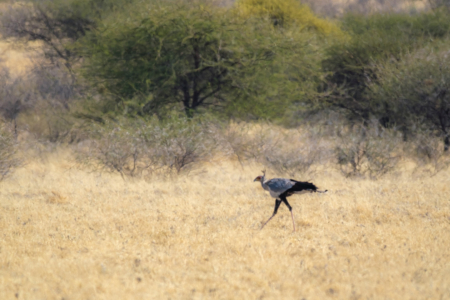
[322,10,450,121]
[78,0,324,120]
[371,41,450,151]
[341,10,450,38]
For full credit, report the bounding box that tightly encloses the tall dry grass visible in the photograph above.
[0,3,448,298]
[0,148,449,299]
[0,40,40,77]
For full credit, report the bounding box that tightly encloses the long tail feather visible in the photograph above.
[289,180,318,192]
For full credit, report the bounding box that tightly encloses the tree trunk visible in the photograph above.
[184,106,194,118]
[13,118,18,140]
[181,80,193,118]
[444,135,449,152]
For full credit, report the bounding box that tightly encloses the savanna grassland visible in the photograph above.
[1,0,450,299]
[1,149,449,299]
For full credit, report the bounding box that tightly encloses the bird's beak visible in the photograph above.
[253,177,259,182]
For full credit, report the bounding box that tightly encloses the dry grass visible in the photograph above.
[1,149,449,299]
[0,40,40,77]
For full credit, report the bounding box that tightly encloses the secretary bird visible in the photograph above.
[254,170,326,232]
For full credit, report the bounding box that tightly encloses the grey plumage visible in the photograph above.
[262,178,295,197]
[254,170,325,231]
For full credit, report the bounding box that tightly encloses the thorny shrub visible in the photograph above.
[218,123,327,176]
[0,63,82,142]
[78,122,141,178]
[410,132,450,175]
[335,121,401,179]
[76,117,448,180]
[78,118,329,179]
[0,67,31,135]
[142,117,217,174]
[77,117,217,178]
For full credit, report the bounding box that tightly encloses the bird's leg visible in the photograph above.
[281,198,296,232]
[261,199,281,230]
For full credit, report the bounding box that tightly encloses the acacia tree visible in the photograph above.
[79,2,309,118]
[322,12,450,124]
[373,44,450,151]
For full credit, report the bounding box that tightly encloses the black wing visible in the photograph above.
[280,179,318,197]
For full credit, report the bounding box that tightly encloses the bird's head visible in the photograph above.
[253,170,266,182]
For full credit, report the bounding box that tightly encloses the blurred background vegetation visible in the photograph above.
[1,0,449,179]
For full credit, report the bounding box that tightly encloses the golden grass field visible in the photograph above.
[1,149,449,300]
[0,1,447,298]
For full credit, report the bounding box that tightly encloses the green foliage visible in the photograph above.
[81,3,240,117]
[323,10,450,120]
[371,41,450,151]
[79,1,324,120]
[223,29,325,122]
[341,10,450,38]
